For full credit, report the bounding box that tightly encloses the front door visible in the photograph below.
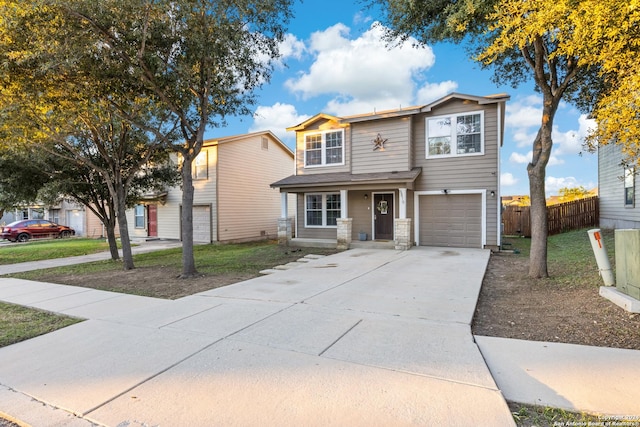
[374,193,394,240]
[147,204,158,237]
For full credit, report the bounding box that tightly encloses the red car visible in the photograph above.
[1,219,75,242]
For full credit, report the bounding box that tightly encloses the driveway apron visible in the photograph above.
[0,247,515,426]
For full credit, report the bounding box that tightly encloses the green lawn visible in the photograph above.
[0,238,116,265]
[0,302,82,347]
[502,227,615,287]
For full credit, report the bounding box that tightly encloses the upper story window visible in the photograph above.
[304,130,344,167]
[624,167,635,207]
[426,111,484,158]
[194,150,208,180]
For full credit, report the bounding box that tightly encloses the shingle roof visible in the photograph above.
[271,167,422,189]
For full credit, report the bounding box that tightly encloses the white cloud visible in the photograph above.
[500,172,518,186]
[284,22,448,116]
[506,95,543,130]
[249,103,310,143]
[279,33,306,62]
[552,114,597,156]
[416,81,459,104]
[509,151,531,164]
[545,176,581,194]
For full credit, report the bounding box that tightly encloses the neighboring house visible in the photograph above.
[271,92,509,250]
[599,143,640,229]
[126,131,295,243]
[1,200,85,235]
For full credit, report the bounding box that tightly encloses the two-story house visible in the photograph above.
[271,93,509,250]
[126,130,295,243]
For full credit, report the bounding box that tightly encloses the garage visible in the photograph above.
[192,205,212,243]
[418,194,482,248]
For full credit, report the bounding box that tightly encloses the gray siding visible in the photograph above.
[414,100,500,247]
[351,117,411,174]
[295,118,350,175]
[599,143,640,228]
[296,194,338,239]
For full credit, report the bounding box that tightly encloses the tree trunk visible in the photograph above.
[527,97,558,278]
[528,139,549,278]
[115,183,135,270]
[180,156,198,278]
[104,215,119,260]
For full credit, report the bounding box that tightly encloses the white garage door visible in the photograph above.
[419,194,482,248]
[192,205,212,243]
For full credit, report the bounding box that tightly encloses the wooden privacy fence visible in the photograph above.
[502,196,599,237]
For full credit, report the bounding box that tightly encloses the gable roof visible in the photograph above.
[420,92,510,113]
[202,130,293,157]
[286,113,343,132]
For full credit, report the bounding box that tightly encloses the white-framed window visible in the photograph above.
[134,205,145,228]
[426,111,484,158]
[304,129,344,167]
[305,193,341,227]
[625,167,635,207]
[193,150,208,180]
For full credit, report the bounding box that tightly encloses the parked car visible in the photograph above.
[0,219,75,242]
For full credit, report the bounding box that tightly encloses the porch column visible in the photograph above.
[399,188,407,219]
[280,192,288,218]
[340,189,348,218]
[278,192,291,246]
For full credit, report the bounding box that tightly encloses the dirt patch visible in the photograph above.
[472,251,640,350]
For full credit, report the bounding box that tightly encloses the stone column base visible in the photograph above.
[278,217,292,246]
[336,218,352,250]
[394,218,412,250]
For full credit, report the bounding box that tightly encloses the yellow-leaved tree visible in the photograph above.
[566,0,640,163]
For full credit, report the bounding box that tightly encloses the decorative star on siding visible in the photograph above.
[372,133,387,151]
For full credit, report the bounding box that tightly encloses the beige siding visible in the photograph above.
[85,208,117,238]
[156,185,184,240]
[217,134,294,241]
[295,118,350,175]
[156,149,218,241]
[351,117,411,174]
[123,209,147,239]
[599,143,640,228]
[413,101,500,247]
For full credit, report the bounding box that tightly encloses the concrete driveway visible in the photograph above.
[0,247,515,426]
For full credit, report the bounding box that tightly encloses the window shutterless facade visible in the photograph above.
[625,167,635,207]
[193,150,208,180]
[305,193,341,227]
[134,205,145,228]
[426,111,484,158]
[304,130,344,167]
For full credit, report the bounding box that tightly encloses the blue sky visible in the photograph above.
[208,1,598,197]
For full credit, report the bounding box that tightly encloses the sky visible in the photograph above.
[206,1,599,197]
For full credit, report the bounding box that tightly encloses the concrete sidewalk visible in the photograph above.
[0,247,516,426]
[1,246,639,425]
